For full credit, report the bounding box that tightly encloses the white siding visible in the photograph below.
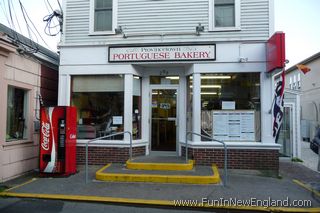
[63,0,270,45]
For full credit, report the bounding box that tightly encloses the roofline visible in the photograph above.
[286,51,320,73]
[0,23,59,65]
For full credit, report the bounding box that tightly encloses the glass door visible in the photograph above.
[278,106,293,157]
[151,89,177,151]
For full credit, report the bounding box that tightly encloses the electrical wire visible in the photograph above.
[0,1,12,28]
[19,0,52,49]
[46,0,54,13]
[2,0,59,53]
[18,0,39,53]
[10,0,23,33]
[3,0,20,45]
[43,9,62,36]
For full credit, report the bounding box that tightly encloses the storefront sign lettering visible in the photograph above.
[109,44,215,62]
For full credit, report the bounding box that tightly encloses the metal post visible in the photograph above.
[317,144,320,172]
[223,144,227,186]
[129,131,132,160]
[85,143,88,184]
[185,132,227,186]
[85,131,132,184]
[185,132,188,163]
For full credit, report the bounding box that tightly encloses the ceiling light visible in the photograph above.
[190,85,221,88]
[201,92,217,95]
[190,76,231,79]
[165,76,179,80]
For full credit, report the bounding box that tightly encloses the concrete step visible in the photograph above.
[126,156,194,171]
[95,163,221,184]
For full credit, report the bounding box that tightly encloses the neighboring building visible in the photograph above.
[0,24,59,182]
[285,52,320,141]
[59,0,280,171]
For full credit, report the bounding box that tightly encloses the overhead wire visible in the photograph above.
[0,1,12,28]
[43,0,63,36]
[18,0,39,53]
[19,0,53,50]
[10,0,23,34]
[1,0,60,53]
[3,0,20,44]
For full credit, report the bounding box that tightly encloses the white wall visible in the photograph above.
[62,0,271,46]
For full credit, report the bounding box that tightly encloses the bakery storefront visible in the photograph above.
[61,43,279,171]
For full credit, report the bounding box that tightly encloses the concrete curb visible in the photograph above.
[293,179,320,198]
[126,159,194,171]
[95,163,221,184]
[1,191,320,212]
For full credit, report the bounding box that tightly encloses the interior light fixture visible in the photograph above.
[190,85,221,88]
[189,76,231,79]
[201,76,231,79]
[152,92,162,95]
[200,92,217,95]
[165,76,180,80]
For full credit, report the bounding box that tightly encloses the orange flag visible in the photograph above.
[296,64,311,74]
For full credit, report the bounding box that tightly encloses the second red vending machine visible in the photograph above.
[39,106,77,176]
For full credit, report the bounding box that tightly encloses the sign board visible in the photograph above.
[160,103,171,110]
[222,101,236,110]
[112,116,123,125]
[266,32,286,73]
[109,44,216,62]
[212,110,255,141]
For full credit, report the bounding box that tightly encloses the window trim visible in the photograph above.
[208,0,240,31]
[89,0,118,35]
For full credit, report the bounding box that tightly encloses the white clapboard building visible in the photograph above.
[58,0,281,171]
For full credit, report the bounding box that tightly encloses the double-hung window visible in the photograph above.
[209,0,240,31]
[90,0,117,34]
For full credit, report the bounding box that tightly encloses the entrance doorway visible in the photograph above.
[151,88,178,151]
[278,105,293,157]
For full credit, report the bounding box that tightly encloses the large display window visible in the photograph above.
[71,75,124,140]
[200,73,261,142]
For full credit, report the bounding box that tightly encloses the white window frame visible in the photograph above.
[209,0,240,31]
[89,0,118,35]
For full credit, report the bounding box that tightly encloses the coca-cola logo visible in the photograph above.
[41,122,50,151]
[70,134,76,139]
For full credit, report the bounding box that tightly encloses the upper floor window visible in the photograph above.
[90,0,117,34]
[297,73,301,89]
[209,0,240,31]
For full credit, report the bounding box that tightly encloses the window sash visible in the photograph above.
[94,0,113,32]
[214,1,235,27]
[209,0,240,31]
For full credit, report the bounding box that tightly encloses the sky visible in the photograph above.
[0,0,320,68]
[0,0,61,53]
[274,0,320,68]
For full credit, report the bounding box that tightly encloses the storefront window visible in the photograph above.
[150,76,179,85]
[200,73,261,142]
[71,75,124,140]
[133,76,142,140]
[186,75,193,140]
[6,86,28,141]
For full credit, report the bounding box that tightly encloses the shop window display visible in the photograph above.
[71,75,124,140]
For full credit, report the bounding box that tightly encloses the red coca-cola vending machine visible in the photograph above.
[39,106,77,176]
